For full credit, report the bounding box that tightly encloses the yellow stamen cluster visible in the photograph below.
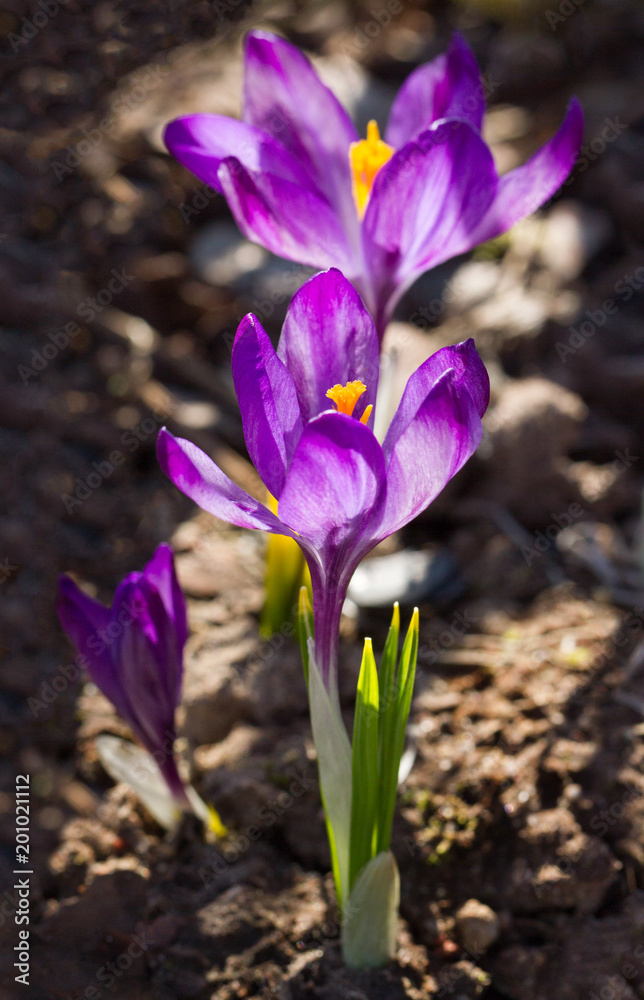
[349,120,394,217]
[326,380,372,425]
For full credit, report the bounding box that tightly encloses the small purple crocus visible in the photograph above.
[164,31,583,337]
[57,543,189,805]
[157,269,489,688]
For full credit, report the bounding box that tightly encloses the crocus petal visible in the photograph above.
[243,31,359,231]
[157,427,295,537]
[141,576,184,713]
[163,114,311,194]
[383,339,489,463]
[363,119,498,331]
[469,99,584,246]
[218,157,355,274]
[278,412,386,572]
[118,570,184,718]
[143,543,188,658]
[376,370,483,539]
[56,576,128,719]
[385,34,484,148]
[277,269,379,423]
[232,314,303,498]
[112,575,178,754]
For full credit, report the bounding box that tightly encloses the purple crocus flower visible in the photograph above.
[164,31,583,336]
[57,543,189,804]
[157,269,489,687]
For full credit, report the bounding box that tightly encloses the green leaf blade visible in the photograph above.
[350,637,380,889]
[296,585,314,686]
[379,602,400,719]
[260,530,306,638]
[341,850,400,969]
[377,607,419,853]
[308,638,352,908]
[377,603,401,852]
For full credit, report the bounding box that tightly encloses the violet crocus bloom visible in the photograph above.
[164,31,583,336]
[57,544,189,804]
[157,269,489,688]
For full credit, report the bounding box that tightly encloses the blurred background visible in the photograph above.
[1,1,644,997]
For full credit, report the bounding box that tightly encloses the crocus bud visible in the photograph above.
[57,543,189,807]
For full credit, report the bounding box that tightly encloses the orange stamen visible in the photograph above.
[326,380,367,417]
[349,120,394,217]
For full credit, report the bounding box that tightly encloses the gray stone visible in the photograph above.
[455,898,500,955]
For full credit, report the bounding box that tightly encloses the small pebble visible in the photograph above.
[455,898,500,955]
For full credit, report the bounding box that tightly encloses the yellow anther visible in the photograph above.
[326,380,367,417]
[206,804,228,838]
[360,404,373,426]
[349,120,394,217]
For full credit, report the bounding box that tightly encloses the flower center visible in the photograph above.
[349,120,394,218]
[326,380,373,425]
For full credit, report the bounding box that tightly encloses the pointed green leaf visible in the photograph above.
[341,850,400,969]
[260,530,306,638]
[395,607,420,747]
[308,638,352,907]
[377,608,419,853]
[379,602,400,720]
[296,585,314,686]
[376,604,400,846]
[350,637,380,889]
[321,786,342,907]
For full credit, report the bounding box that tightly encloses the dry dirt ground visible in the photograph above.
[2,1,644,998]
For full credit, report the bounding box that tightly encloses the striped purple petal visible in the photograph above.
[385,34,485,148]
[278,269,379,424]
